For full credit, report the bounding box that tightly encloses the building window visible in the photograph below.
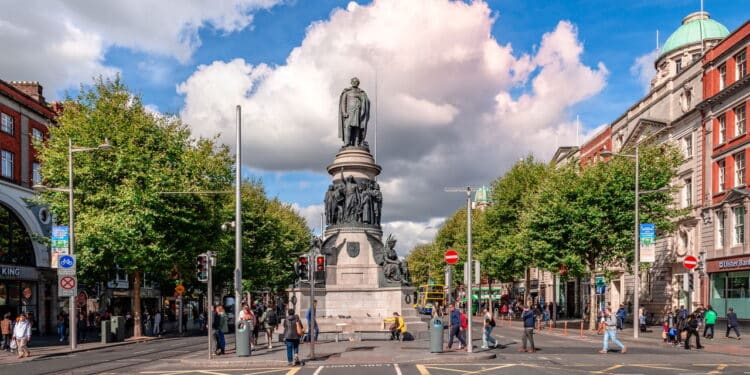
[717,210,726,248]
[737,152,746,187]
[737,50,747,81]
[736,105,747,137]
[684,134,693,157]
[1,113,13,135]
[684,178,692,207]
[1,150,13,179]
[719,115,727,144]
[719,160,726,192]
[32,162,41,185]
[676,59,683,73]
[720,64,727,90]
[31,128,43,145]
[735,206,746,245]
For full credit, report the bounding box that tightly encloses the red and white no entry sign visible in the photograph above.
[683,255,698,270]
[445,249,459,265]
[60,276,77,290]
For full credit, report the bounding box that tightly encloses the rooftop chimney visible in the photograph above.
[10,81,45,104]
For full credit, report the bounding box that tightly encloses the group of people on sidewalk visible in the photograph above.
[1,313,32,359]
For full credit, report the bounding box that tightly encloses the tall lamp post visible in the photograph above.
[445,186,474,352]
[34,137,112,350]
[601,146,640,339]
[234,105,243,327]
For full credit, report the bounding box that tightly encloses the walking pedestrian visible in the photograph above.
[12,313,31,359]
[282,309,302,366]
[1,312,12,351]
[213,305,227,355]
[725,307,741,339]
[703,305,717,339]
[520,305,536,353]
[599,307,626,354]
[56,313,65,342]
[77,313,87,343]
[305,300,319,343]
[615,304,627,331]
[446,303,466,350]
[684,313,704,350]
[262,303,280,349]
[481,308,497,349]
[152,310,162,336]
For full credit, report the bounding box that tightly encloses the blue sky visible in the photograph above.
[2,0,746,251]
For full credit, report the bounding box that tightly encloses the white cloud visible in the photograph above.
[0,0,279,98]
[383,218,445,257]
[631,49,658,94]
[179,0,607,236]
[291,203,323,234]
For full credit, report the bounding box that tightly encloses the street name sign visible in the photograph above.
[683,255,698,270]
[445,249,459,265]
[58,274,77,297]
[57,254,76,276]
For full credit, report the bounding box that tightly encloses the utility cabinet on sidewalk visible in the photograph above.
[430,318,443,353]
[101,320,112,343]
[111,316,125,342]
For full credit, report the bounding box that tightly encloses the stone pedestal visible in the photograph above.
[288,145,425,333]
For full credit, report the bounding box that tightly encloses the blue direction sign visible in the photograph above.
[57,254,76,275]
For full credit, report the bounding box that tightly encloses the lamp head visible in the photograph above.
[98,138,113,151]
[32,184,48,192]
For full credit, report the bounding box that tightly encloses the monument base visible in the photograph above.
[288,285,426,333]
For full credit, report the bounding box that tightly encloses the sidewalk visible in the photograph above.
[484,316,750,356]
[176,332,495,368]
[0,333,160,366]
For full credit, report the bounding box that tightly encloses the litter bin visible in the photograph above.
[111,316,125,342]
[101,320,112,344]
[430,318,443,353]
[235,321,251,357]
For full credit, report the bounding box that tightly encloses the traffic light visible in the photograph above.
[196,254,208,283]
[297,256,309,281]
[316,256,326,272]
[683,271,694,292]
[688,271,694,291]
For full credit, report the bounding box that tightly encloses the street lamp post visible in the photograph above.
[445,186,474,352]
[601,146,640,339]
[234,105,243,328]
[36,137,112,350]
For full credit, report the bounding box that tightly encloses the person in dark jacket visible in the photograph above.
[282,309,302,366]
[520,305,536,353]
[446,303,466,350]
[684,313,704,350]
[615,304,627,331]
[726,307,741,339]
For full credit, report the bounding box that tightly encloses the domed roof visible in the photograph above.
[474,186,490,203]
[661,12,729,57]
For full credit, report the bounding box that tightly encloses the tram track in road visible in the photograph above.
[28,336,210,375]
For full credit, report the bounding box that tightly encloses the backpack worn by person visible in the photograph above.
[267,310,279,326]
[460,313,468,330]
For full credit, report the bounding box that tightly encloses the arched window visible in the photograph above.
[0,203,36,267]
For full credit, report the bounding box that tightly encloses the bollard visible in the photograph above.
[564,321,568,336]
[579,321,584,338]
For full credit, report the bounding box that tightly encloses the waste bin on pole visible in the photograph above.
[101,320,112,344]
[235,321,251,357]
[430,318,443,353]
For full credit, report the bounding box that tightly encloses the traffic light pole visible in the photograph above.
[309,248,316,360]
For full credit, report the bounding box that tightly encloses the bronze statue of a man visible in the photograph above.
[338,77,370,147]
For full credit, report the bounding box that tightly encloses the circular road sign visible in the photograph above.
[59,254,75,268]
[445,249,459,265]
[683,255,698,270]
[60,276,76,290]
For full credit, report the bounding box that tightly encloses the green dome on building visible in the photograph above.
[474,185,489,203]
[661,11,729,57]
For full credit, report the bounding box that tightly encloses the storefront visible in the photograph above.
[707,256,750,319]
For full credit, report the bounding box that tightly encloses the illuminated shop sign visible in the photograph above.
[718,259,750,269]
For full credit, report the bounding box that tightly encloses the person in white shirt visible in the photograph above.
[482,308,498,349]
[13,313,31,359]
[153,311,162,336]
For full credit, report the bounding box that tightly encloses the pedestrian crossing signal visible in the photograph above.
[297,256,309,281]
[196,254,208,283]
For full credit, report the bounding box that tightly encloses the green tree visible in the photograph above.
[523,143,684,328]
[37,77,233,337]
[406,243,442,286]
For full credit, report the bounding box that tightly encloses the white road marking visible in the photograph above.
[313,366,324,375]
[394,363,402,375]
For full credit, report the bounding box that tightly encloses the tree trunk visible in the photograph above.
[589,272,597,331]
[133,270,142,338]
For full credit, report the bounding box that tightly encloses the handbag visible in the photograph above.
[10,338,17,350]
[680,330,687,340]
[296,320,304,336]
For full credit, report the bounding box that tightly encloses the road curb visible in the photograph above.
[30,336,161,361]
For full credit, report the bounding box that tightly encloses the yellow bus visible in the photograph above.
[416,284,446,315]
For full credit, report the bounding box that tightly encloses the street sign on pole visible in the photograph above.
[445,249,459,265]
[51,225,70,268]
[639,223,656,263]
[683,255,698,270]
[58,274,77,297]
[57,254,76,275]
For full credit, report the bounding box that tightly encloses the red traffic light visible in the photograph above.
[299,256,309,264]
[316,256,325,271]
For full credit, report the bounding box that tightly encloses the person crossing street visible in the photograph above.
[599,307,626,354]
[520,305,537,353]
